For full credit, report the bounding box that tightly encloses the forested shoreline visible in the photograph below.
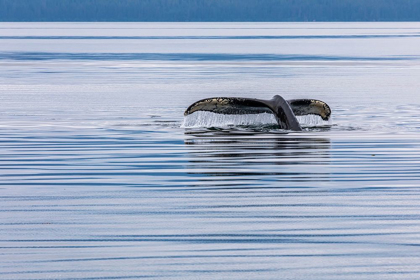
[1,0,420,22]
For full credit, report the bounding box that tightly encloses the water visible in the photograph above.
[1,22,420,279]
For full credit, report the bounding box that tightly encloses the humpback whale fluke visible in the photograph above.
[184,95,331,131]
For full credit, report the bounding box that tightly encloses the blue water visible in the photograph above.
[1,22,420,279]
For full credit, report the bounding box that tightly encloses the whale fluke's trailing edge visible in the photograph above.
[184,95,331,131]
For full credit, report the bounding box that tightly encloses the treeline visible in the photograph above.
[1,0,420,22]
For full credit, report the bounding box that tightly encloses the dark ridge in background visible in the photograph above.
[2,0,420,22]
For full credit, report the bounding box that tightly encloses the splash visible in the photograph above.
[182,111,277,128]
[182,111,331,128]
[297,115,332,127]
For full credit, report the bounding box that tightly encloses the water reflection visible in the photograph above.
[184,130,331,187]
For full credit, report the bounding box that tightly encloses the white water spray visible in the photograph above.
[182,111,331,128]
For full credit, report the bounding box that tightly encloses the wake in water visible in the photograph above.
[182,111,331,130]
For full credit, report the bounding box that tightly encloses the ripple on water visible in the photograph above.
[2,22,420,280]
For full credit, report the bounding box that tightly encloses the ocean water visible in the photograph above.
[1,22,420,279]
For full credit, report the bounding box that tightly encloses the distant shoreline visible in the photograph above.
[2,21,420,23]
[2,0,420,22]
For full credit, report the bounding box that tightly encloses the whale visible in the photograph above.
[184,95,331,131]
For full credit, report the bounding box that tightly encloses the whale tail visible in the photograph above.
[184,95,331,131]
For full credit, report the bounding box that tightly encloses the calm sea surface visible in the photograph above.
[1,22,420,279]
